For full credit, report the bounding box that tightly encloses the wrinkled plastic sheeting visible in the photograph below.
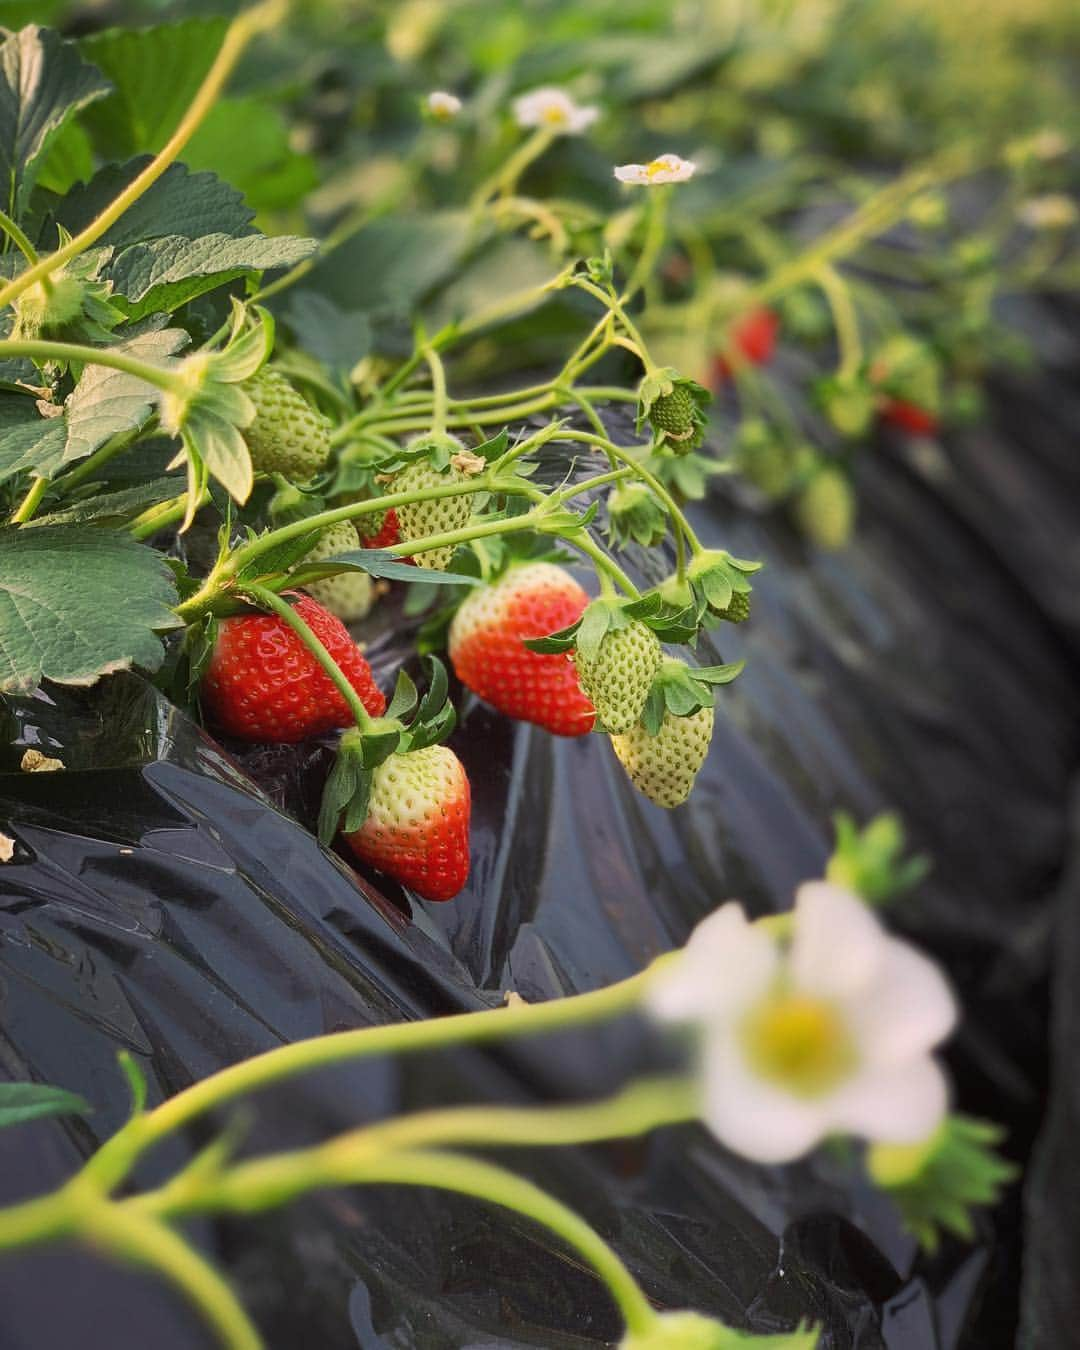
[1,365,1078,1348]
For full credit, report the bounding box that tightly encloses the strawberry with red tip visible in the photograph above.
[319,658,472,903]
[878,397,940,437]
[343,744,470,901]
[449,562,595,736]
[359,507,404,551]
[201,594,385,742]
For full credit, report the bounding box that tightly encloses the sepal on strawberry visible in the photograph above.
[686,549,761,620]
[639,656,744,736]
[610,662,723,808]
[636,368,711,454]
[12,250,123,351]
[606,482,668,549]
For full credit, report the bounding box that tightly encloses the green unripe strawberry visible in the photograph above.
[650,385,696,436]
[637,368,709,454]
[574,621,662,734]
[611,705,715,808]
[392,438,483,571]
[301,522,374,622]
[243,369,332,480]
[718,590,751,623]
[793,466,855,551]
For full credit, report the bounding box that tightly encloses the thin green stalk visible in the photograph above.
[85,969,652,1186]
[242,582,375,732]
[623,186,670,303]
[0,0,288,311]
[574,279,658,376]
[88,1207,262,1350]
[0,339,185,393]
[470,128,556,210]
[815,264,863,379]
[0,210,40,268]
[130,489,211,540]
[424,344,449,435]
[56,427,147,493]
[10,476,48,524]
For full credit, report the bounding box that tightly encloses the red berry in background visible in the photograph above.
[202,594,386,743]
[712,307,781,383]
[343,745,471,902]
[448,563,596,737]
[878,396,940,437]
[359,507,403,551]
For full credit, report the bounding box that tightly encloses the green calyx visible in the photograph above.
[814,372,875,438]
[636,367,711,454]
[11,253,123,350]
[686,548,762,619]
[640,656,744,736]
[867,1115,1018,1253]
[825,811,929,906]
[318,657,456,846]
[868,334,942,414]
[607,481,668,548]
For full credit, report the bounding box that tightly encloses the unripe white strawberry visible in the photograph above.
[301,522,374,622]
[243,369,332,480]
[574,621,661,734]
[611,705,714,807]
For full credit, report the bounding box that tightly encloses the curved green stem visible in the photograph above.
[241,582,375,732]
[0,210,41,268]
[88,1207,262,1350]
[0,339,185,393]
[471,128,556,210]
[815,264,863,379]
[85,969,652,1189]
[130,488,211,540]
[574,278,658,376]
[424,343,449,435]
[0,0,289,311]
[623,186,670,303]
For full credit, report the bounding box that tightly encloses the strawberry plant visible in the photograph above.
[0,1,1074,1346]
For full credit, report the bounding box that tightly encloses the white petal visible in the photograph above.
[791,881,885,998]
[829,1056,949,1144]
[849,937,957,1065]
[646,902,777,1024]
[701,1030,831,1163]
[614,163,649,184]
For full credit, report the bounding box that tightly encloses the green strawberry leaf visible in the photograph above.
[386,668,419,721]
[29,476,180,527]
[0,525,180,693]
[521,618,581,654]
[0,25,110,216]
[0,401,68,486]
[107,233,316,322]
[0,1081,91,1131]
[236,529,322,583]
[76,19,227,162]
[288,548,481,587]
[693,660,745,685]
[61,324,189,468]
[417,653,449,724]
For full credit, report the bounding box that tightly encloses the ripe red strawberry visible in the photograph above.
[712,307,780,382]
[448,563,595,736]
[343,745,471,902]
[878,396,940,437]
[359,507,403,550]
[202,594,386,742]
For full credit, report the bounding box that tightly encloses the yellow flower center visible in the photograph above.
[740,994,857,1098]
[645,158,671,179]
[541,105,569,127]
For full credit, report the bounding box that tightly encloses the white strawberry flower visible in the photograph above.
[427,91,462,122]
[614,154,696,186]
[513,87,599,135]
[647,882,956,1164]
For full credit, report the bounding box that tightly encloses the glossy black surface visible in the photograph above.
[1,310,1078,1348]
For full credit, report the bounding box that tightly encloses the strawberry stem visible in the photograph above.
[0,339,188,395]
[242,582,375,733]
[423,343,449,435]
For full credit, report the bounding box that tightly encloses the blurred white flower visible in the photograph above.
[614,154,696,186]
[513,87,599,135]
[1018,193,1078,231]
[647,882,956,1164]
[427,91,462,121]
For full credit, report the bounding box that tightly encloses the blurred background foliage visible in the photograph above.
[12,0,1080,542]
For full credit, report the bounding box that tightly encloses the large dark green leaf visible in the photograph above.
[0,25,109,216]
[0,399,67,486]
[0,525,180,692]
[78,19,227,161]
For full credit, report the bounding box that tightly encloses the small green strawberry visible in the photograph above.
[243,368,332,480]
[636,368,711,454]
[606,482,668,549]
[792,465,856,551]
[300,521,375,622]
[611,705,715,808]
[717,590,751,623]
[574,617,662,735]
[392,434,484,571]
